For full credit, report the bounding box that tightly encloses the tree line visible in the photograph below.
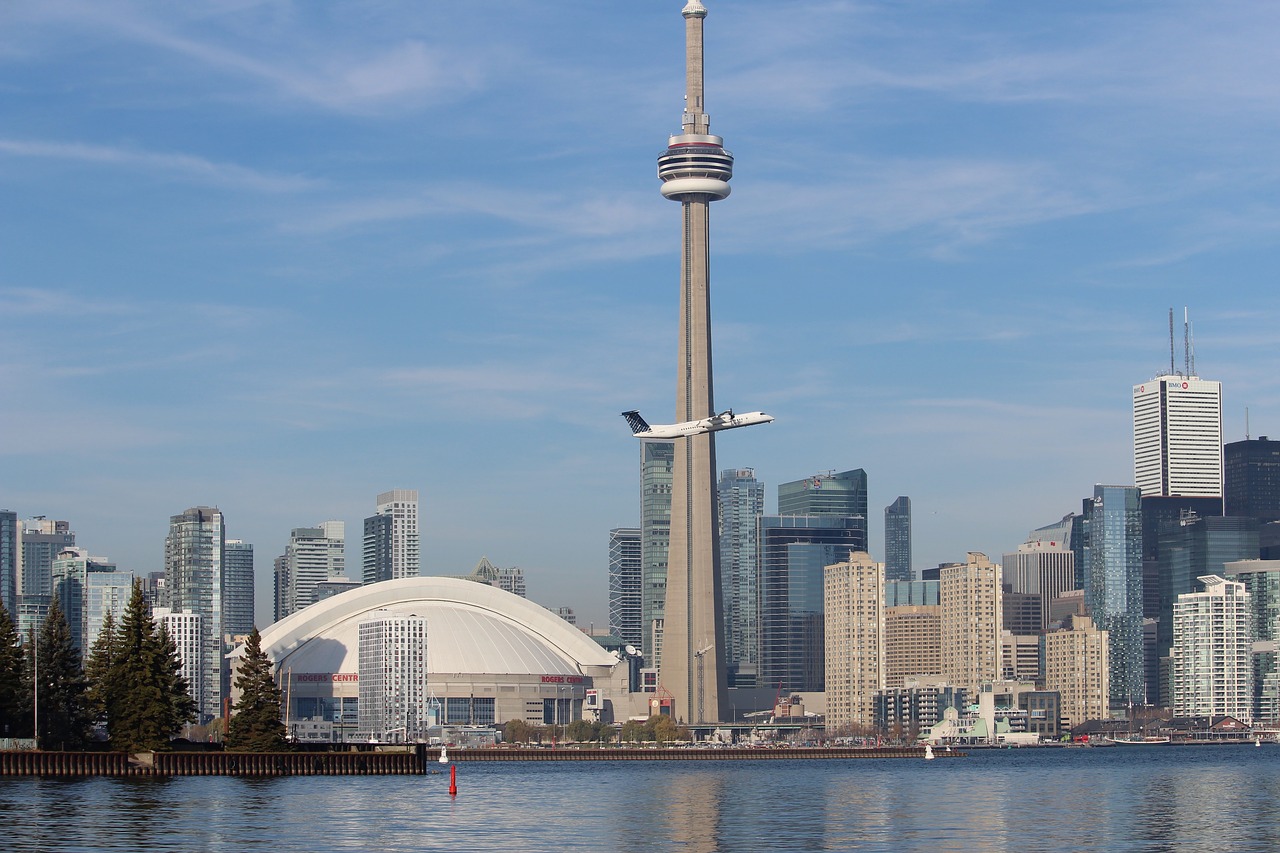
[0,581,285,752]
[502,714,691,745]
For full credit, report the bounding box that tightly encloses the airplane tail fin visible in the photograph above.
[621,410,650,435]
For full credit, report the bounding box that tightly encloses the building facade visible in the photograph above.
[824,552,885,731]
[718,468,764,684]
[50,547,117,652]
[1133,374,1223,499]
[1002,542,1075,632]
[1225,437,1280,523]
[1171,575,1253,721]
[1085,485,1145,708]
[884,496,912,583]
[1043,615,1109,727]
[18,518,75,599]
[358,611,431,742]
[224,539,255,638]
[608,528,643,650]
[154,607,204,720]
[758,514,863,693]
[639,440,674,665]
[281,522,346,619]
[940,552,1003,691]
[0,510,16,617]
[1222,559,1280,722]
[362,490,419,584]
[164,506,226,723]
[884,604,942,687]
[778,469,868,549]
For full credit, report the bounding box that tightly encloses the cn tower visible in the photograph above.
[657,0,732,725]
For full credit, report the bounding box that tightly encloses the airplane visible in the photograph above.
[621,408,774,439]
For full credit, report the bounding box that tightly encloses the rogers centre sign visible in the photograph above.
[295,673,359,683]
[541,675,584,684]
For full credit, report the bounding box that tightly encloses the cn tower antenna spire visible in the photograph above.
[682,1,709,135]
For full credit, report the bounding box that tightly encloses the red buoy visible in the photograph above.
[449,763,458,797]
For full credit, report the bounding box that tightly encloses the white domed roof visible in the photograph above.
[254,576,616,677]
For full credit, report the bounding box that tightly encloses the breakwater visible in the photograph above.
[0,745,958,776]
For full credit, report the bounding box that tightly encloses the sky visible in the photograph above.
[4,1,1280,630]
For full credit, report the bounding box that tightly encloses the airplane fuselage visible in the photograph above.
[631,411,773,439]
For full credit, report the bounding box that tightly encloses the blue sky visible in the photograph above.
[4,1,1280,629]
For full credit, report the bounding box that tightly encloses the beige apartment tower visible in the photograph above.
[824,552,885,731]
[1044,615,1110,727]
[656,1,734,724]
[884,605,942,687]
[940,552,1003,691]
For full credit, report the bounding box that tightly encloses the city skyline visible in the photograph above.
[5,2,1280,629]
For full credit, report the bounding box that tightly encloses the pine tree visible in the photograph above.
[0,600,31,739]
[83,609,119,729]
[226,627,287,752]
[108,582,196,752]
[32,597,91,750]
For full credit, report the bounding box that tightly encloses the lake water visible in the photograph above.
[3,745,1279,852]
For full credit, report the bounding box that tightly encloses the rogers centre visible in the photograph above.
[232,576,642,739]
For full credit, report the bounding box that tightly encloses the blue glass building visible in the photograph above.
[1084,485,1145,707]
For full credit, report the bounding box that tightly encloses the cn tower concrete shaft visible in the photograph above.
[657,0,732,725]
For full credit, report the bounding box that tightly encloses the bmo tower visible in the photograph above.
[657,0,733,724]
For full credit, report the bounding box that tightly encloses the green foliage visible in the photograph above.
[503,718,541,743]
[619,714,690,744]
[564,719,614,743]
[226,628,287,752]
[83,610,119,726]
[107,582,197,752]
[31,598,92,750]
[0,600,31,738]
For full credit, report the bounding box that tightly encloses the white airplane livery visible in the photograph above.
[622,409,774,439]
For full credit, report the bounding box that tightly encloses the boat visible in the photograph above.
[1103,735,1171,746]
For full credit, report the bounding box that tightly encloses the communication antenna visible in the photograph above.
[1189,317,1197,377]
[1168,308,1176,376]
[1246,407,1251,441]
[1183,307,1190,379]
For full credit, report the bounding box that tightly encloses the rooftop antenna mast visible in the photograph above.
[1246,406,1251,441]
[1189,316,1197,376]
[1183,307,1190,379]
[1168,308,1176,376]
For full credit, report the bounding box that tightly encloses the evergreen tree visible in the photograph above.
[108,582,196,752]
[226,627,287,752]
[32,598,91,750]
[83,609,119,728]
[0,600,31,739]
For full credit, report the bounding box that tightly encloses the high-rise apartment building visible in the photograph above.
[758,515,864,693]
[640,440,673,665]
[884,497,912,583]
[164,506,226,723]
[939,552,1003,691]
[50,547,117,652]
[1225,437,1280,524]
[358,611,430,742]
[608,528,643,650]
[18,518,75,598]
[718,468,764,684]
[1043,615,1109,727]
[1084,485,1145,708]
[84,570,133,651]
[1171,575,1253,721]
[1222,559,1280,722]
[463,556,526,597]
[824,552,885,731]
[362,490,420,584]
[280,522,346,619]
[224,540,255,638]
[0,510,16,616]
[1133,374,1223,499]
[154,607,204,719]
[884,605,941,688]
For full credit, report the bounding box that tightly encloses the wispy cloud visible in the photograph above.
[0,138,316,192]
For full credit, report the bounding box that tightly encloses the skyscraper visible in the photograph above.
[154,607,203,718]
[824,552,885,730]
[1001,535,1075,632]
[640,440,673,665]
[164,506,226,723]
[1222,559,1280,722]
[1171,575,1253,721]
[656,0,734,725]
[362,490,419,584]
[608,528,643,650]
[718,468,764,685]
[1133,374,1223,499]
[50,547,116,652]
[358,611,430,742]
[1043,615,1109,728]
[18,518,75,598]
[779,470,868,526]
[0,510,18,617]
[281,521,346,618]
[884,497,912,583]
[223,539,255,637]
[1225,437,1280,523]
[758,514,863,693]
[939,552,1003,691]
[1084,485,1145,708]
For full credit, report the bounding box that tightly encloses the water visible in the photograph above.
[3,746,1280,852]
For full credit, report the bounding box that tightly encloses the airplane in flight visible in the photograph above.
[622,408,774,439]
